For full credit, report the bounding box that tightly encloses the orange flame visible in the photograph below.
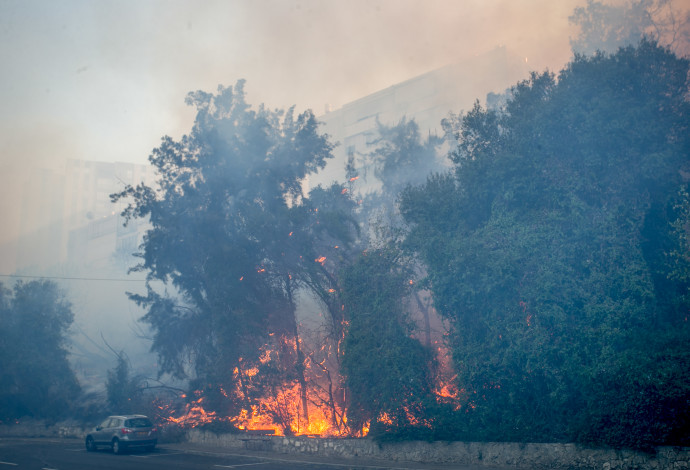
[157,293,460,439]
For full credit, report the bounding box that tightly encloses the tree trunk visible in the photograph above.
[414,291,432,348]
[285,274,310,429]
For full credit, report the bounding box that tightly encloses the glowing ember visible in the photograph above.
[156,290,462,439]
[378,412,394,425]
[164,393,220,428]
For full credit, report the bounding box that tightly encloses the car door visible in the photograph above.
[107,417,123,442]
[93,418,113,444]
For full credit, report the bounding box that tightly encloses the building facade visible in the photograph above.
[308,46,529,192]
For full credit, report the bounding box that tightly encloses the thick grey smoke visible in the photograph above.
[0,0,590,250]
[4,0,687,391]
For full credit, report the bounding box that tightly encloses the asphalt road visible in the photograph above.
[0,438,501,470]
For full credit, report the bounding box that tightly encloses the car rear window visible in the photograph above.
[125,418,153,428]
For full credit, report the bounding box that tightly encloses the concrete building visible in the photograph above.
[10,159,155,273]
[308,46,529,192]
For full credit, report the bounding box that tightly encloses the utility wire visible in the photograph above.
[0,273,146,282]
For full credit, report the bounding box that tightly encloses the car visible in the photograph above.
[85,414,158,454]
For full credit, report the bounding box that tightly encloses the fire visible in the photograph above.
[155,291,464,439]
[315,256,326,265]
[377,412,394,425]
[349,176,359,182]
[341,188,348,194]
[157,336,351,437]
[164,393,221,428]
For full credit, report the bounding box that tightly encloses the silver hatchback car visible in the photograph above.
[85,415,158,454]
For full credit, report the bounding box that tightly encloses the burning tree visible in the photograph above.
[112,81,360,436]
[399,40,690,448]
[340,247,441,438]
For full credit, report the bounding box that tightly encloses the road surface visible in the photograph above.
[0,437,509,470]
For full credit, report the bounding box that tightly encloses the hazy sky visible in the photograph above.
[0,0,584,166]
[0,0,585,246]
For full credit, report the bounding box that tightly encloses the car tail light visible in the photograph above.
[120,428,132,434]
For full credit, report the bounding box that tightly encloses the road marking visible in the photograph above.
[214,464,268,469]
[0,462,18,466]
[131,452,184,458]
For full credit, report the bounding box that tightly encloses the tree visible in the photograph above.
[358,118,446,347]
[340,247,437,439]
[112,81,359,433]
[105,351,141,413]
[570,0,690,57]
[0,280,81,421]
[400,40,690,447]
[364,118,444,214]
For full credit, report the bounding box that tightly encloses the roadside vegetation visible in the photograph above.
[1,0,688,451]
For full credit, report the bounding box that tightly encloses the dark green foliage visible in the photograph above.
[577,330,690,450]
[105,352,140,413]
[361,118,444,235]
[400,40,690,448]
[340,248,437,438]
[369,118,444,202]
[0,280,81,421]
[113,81,330,374]
[111,81,359,423]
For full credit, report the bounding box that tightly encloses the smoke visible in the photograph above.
[0,0,650,393]
[0,0,589,247]
[185,0,583,110]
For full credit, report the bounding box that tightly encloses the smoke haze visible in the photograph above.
[0,0,600,384]
[1,0,580,160]
[0,0,588,245]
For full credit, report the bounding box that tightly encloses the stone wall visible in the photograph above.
[187,429,690,470]
[0,420,85,439]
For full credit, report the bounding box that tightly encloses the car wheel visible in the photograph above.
[85,436,97,452]
[112,438,125,455]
